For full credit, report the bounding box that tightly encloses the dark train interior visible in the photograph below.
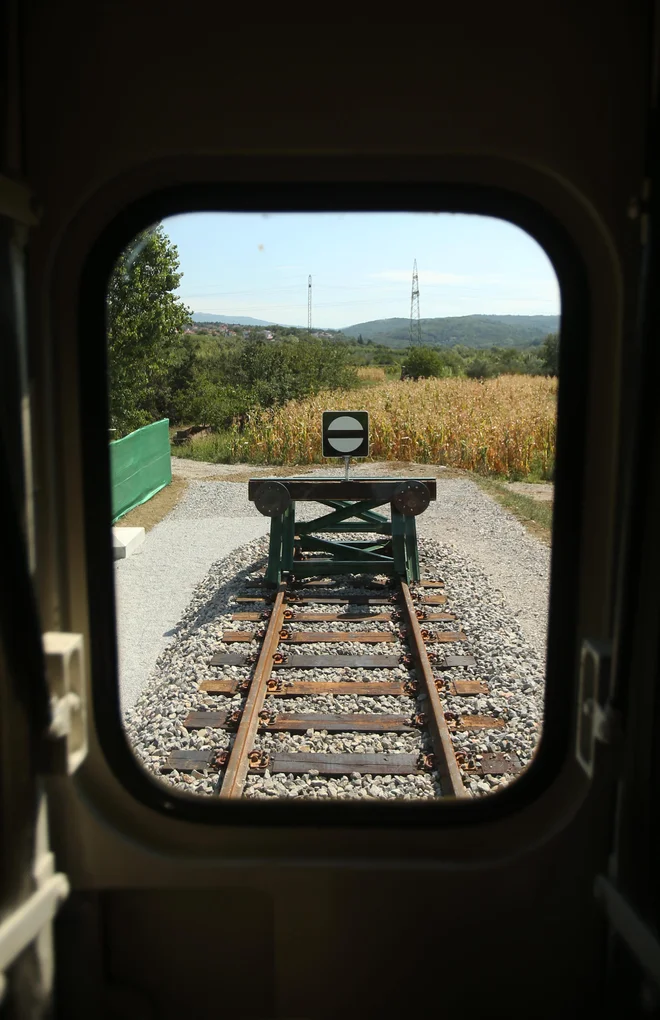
[1,2,659,1017]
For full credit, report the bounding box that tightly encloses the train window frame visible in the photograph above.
[79,182,588,827]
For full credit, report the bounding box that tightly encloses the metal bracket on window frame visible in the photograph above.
[42,632,88,775]
[576,638,618,778]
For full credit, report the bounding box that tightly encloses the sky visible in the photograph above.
[162,212,560,329]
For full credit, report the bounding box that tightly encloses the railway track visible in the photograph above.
[163,573,521,799]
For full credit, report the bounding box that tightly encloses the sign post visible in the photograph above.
[248,410,434,584]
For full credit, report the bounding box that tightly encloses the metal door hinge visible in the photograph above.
[576,638,619,778]
[42,632,88,775]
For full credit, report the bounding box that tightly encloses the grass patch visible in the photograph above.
[469,474,553,544]
[114,477,188,531]
[171,431,235,462]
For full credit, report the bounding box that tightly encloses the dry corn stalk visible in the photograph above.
[229,375,557,477]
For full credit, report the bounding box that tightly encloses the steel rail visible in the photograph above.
[218,583,288,798]
[217,577,465,798]
[399,580,467,798]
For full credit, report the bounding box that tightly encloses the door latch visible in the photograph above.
[576,638,618,778]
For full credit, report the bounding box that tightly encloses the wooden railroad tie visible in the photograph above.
[161,749,219,772]
[222,629,465,644]
[231,611,457,622]
[244,577,371,589]
[200,678,241,695]
[419,631,467,643]
[246,752,423,776]
[288,596,395,605]
[445,679,490,696]
[222,630,397,644]
[209,651,476,669]
[198,678,488,699]
[200,679,415,697]
[273,653,402,669]
[182,710,420,733]
[233,593,448,605]
[161,749,521,777]
[445,713,505,730]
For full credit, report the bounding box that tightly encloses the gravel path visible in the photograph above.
[117,463,550,798]
[115,477,335,710]
[424,480,550,653]
[114,485,270,711]
[171,458,274,480]
[171,457,551,654]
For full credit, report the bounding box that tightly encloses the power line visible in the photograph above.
[409,259,421,346]
[308,274,312,333]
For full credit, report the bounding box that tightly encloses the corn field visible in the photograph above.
[355,366,388,383]
[227,375,557,478]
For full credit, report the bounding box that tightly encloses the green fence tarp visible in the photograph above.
[110,419,172,523]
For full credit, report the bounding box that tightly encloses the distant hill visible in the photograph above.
[191,312,282,326]
[340,314,560,349]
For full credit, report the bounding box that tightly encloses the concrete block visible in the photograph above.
[113,527,146,560]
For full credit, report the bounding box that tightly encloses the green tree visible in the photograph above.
[107,225,191,435]
[401,346,443,380]
[172,334,358,432]
[540,333,559,376]
[234,335,356,407]
[466,358,495,379]
[434,347,465,376]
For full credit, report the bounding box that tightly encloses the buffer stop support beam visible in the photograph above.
[249,476,436,586]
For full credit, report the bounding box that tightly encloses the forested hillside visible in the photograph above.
[107,228,559,445]
[341,314,560,349]
[191,312,278,326]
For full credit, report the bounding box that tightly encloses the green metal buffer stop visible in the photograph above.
[248,476,436,586]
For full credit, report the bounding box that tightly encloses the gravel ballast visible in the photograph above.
[114,483,270,711]
[121,470,549,800]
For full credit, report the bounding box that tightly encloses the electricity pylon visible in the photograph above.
[409,260,421,346]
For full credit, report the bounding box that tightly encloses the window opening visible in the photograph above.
[107,210,559,806]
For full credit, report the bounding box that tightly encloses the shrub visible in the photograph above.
[401,346,444,380]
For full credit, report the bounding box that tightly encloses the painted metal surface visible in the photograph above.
[249,476,437,584]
